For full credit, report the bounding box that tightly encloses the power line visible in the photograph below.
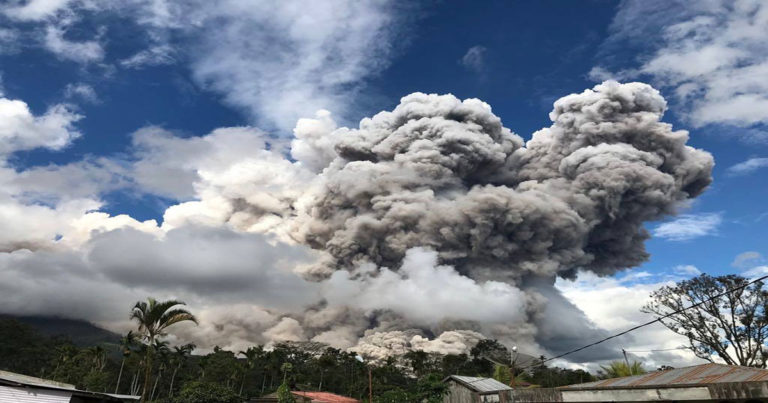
[518,273,768,371]
[624,346,689,353]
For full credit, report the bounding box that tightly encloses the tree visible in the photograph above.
[130,297,198,402]
[239,346,265,396]
[0,318,65,377]
[414,373,449,403]
[115,331,137,394]
[84,345,107,373]
[174,381,240,403]
[522,366,594,387]
[468,339,510,378]
[169,343,195,398]
[316,350,336,391]
[643,274,768,367]
[492,364,511,385]
[281,362,293,383]
[150,339,170,401]
[599,361,646,379]
[277,381,295,403]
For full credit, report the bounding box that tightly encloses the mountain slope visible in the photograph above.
[0,314,119,346]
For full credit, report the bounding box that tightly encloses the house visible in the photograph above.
[0,370,139,402]
[442,375,513,403]
[249,390,360,402]
[512,363,768,402]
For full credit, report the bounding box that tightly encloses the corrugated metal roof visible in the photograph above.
[562,363,768,390]
[446,375,513,393]
[291,391,360,402]
[0,370,75,391]
[0,385,72,403]
[103,392,141,401]
[0,370,139,402]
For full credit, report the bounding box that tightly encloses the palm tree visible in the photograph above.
[51,345,78,381]
[130,297,197,402]
[168,343,195,398]
[239,346,263,396]
[115,331,137,394]
[85,345,107,373]
[600,361,646,378]
[130,343,148,396]
[317,352,336,391]
[281,362,293,383]
[150,339,170,401]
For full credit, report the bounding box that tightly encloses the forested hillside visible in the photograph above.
[0,317,594,402]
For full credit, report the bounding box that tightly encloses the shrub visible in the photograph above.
[277,381,295,403]
[173,381,240,403]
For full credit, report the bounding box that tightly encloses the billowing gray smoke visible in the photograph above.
[267,81,713,360]
[297,81,712,284]
[0,81,712,363]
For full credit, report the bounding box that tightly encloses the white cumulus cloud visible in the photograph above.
[596,0,768,138]
[653,213,722,241]
[0,97,81,154]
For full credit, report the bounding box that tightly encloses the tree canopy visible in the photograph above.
[643,274,768,367]
[0,302,603,402]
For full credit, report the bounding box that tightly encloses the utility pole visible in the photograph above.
[510,346,518,388]
[355,354,373,403]
[622,349,632,375]
[368,367,373,403]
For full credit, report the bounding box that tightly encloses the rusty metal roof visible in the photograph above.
[445,375,513,393]
[291,391,360,402]
[562,363,768,390]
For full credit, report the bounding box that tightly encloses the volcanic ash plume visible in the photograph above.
[296,81,713,283]
[227,80,709,359]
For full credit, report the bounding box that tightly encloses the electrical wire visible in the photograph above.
[516,273,768,371]
[623,346,689,353]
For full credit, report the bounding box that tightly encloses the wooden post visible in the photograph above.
[368,367,373,403]
[622,349,632,375]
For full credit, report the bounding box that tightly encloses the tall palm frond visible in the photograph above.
[130,297,197,402]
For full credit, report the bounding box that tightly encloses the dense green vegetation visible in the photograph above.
[0,308,597,402]
[599,360,647,379]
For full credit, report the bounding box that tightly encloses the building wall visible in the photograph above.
[0,385,72,403]
[511,388,563,402]
[443,380,480,403]
[478,393,499,403]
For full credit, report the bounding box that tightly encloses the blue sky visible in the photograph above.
[1,0,766,365]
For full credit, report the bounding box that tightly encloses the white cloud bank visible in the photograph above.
[556,271,706,370]
[595,0,768,140]
[2,0,409,130]
[1,0,74,21]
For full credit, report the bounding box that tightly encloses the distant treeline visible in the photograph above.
[0,317,595,402]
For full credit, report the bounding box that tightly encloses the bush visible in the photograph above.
[82,370,110,392]
[173,381,240,403]
[277,381,295,403]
